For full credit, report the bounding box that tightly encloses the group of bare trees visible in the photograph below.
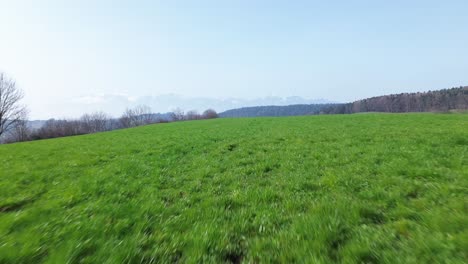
[28,105,159,140]
[0,72,219,144]
[80,112,111,133]
[119,105,154,128]
[20,106,218,142]
[170,108,219,121]
[30,112,112,140]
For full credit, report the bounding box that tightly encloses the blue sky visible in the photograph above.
[0,0,467,118]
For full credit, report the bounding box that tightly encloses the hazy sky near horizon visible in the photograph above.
[1,0,467,119]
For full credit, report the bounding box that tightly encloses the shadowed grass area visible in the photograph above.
[0,113,467,263]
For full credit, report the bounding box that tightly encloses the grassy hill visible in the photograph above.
[0,113,467,263]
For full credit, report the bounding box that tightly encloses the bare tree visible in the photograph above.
[119,108,134,128]
[91,111,111,131]
[170,108,185,121]
[80,113,93,133]
[80,111,110,133]
[119,105,153,128]
[36,119,84,139]
[202,109,218,119]
[133,105,153,125]
[7,110,30,142]
[186,110,201,120]
[0,73,28,137]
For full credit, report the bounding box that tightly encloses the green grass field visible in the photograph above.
[0,114,467,263]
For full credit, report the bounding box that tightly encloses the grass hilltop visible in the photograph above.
[0,113,467,263]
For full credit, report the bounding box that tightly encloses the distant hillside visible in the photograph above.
[323,86,468,114]
[220,86,468,117]
[219,104,339,118]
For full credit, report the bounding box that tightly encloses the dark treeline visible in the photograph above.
[220,86,468,117]
[2,107,218,144]
[219,104,338,118]
[323,86,468,114]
